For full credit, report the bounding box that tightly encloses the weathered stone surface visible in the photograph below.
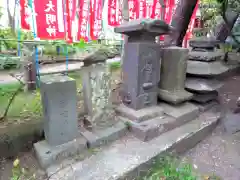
[34,138,87,169]
[223,113,240,134]
[159,102,199,123]
[191,100,219,112]
[47,111,220,180]
[40,75,79,146]
[189,37,219,50]
[187,60,229,76]
[80,121,127,148]
[185,77,224,92]
[188,51,223,62]
[116,104,164,123]
[158,46,193,104]
[82,63,112,126]
[191,91,218,103]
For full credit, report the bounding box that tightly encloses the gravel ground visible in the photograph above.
[182,74,240,180]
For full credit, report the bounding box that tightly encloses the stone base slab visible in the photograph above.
[116,104,164,123]
[121,110,195,142]
[80,121,127,148]
[159,102,199,123]
[158,89,193,105]
[34,137,87,169]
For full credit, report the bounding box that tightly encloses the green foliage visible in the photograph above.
[142,155,197,180]
[109,61,121,71]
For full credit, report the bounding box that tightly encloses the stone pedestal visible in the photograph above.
[114,19,173,141]
[34,75,86,169]
[158,46,193,104]
[80,61,126,148]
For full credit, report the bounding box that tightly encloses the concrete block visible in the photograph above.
[34,137,87,169]
[159,102,199,122]
[80,121,128,148]
[116,104,164,123]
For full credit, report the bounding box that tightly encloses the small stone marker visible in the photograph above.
[115,19,171,141]
[40,75,79,145]
[34,75,86,169]
[80,58,127,148]
[158,46,193,104]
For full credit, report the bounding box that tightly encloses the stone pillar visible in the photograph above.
[115,19,180,142]
[34,75,86,169]
[158,46,193,104]
[80,58,127,148]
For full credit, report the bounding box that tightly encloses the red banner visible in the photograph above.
[66,0,72,43]
[108,0,118,26]
[129,0,139,20]
[90,0,102,40]
[139,0,147,18]
[151,0,163,19]
[77,0,89,41]
[20,0,30,30]
[35,0,65,40]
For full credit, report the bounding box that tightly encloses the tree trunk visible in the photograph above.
[7,0,17,35]
[164,0,198,46]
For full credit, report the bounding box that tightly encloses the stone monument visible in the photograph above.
[185,38,227,111]
[80,53,127,148]
[115,19,199,141]
[34,75,86,169]
[158,46,193,104]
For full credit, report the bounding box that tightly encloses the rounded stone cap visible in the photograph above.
[189,37,220,49]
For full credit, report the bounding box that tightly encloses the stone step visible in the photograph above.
[185,77,224,93]
[187,60,229,76]
[47,110,220,180]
